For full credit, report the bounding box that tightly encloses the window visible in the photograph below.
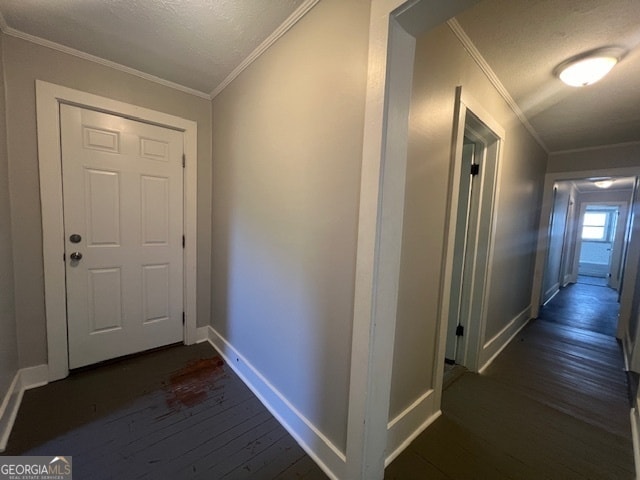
[582,212,607,240]
[581,209,617,241]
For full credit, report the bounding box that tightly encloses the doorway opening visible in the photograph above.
[442,88,503,373]
[540,176,636,338]
[575,203,626,291]
[36,81,198,381]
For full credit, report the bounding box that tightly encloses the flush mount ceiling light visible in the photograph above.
[555,48,625,87]
[592,178,614,189]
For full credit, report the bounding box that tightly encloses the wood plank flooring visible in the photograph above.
[386,282,635,479]
[543,281,619,336]
[3,282,634,479]
[1,342,327,479]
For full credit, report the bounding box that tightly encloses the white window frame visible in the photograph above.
[581,209,615,242]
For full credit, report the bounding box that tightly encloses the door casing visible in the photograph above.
[36,80,198,381]
[438,87,505,373]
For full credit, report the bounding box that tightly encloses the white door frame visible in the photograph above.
[346,2,479,478]
[36,80,198,381]
[440,89,505,373]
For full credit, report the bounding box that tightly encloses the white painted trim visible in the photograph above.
[204,326,344,480]
[543,283,561,305]
[543,287,560,306]
[385,411,441,467]
[385,391,439,466]
[19,365,49,391]
[437,87,506,375]
[631,408,640,480]
[446,19,548,154]
[0,27,210,100]
[346,10,416,480]
[347,3,479,478]
[462,92,507,374]
[195,326,210,344]
[0,365,48,452]
[624,337,632,372]
[36,80,198,381]
[210,0,321,98]
[478,305,531,373]
[0,372,20,451]
[550,140,640,156]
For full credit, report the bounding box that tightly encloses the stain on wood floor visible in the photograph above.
[386,283,635,479]
[1,342,328,479]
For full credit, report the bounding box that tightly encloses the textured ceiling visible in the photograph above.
[0,0,305,95]
[456,0,640,153]
[0,0,638,153]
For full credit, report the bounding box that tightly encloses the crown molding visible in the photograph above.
[0,21,211,100]
[549,140,640,156]
[447,18,549,154]
[210,0,321,98]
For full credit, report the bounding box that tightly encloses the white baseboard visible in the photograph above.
[385,389,440,466]
[195,326,210,344]
[0,364,48,452]
[479,305,531,374]
[204,326,345,480]
[543,285,560,306]
[631,408,640,480]
[0,371,21,452]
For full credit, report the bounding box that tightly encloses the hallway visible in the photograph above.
[386,282,635,479]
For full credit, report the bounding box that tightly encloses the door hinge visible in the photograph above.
[182,153,186,168]
[456,324,464,336]
[182,235,185,248]
[182,312,185,325]
[470,163,480,176]
[63,252,66,262]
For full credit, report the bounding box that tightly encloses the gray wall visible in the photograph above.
[211,0,370,452]
[390,21,547,418]
[3,35,212,367]
[0,33,18,400]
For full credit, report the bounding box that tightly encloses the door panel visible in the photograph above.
[61,104,184,369]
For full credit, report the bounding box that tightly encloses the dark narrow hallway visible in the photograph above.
[386,281,635,479]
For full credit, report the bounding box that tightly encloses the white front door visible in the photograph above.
[60,104,184,369]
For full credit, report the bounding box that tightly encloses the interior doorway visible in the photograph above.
[36,81,198,381]
[542,177,635,305]
[540,176,636,345]
[574,203,627,291]
[443,88,503,371]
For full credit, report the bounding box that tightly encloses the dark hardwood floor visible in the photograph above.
[1,342,327,480]
[386,282,635,479]
[3,282,634,479]
[542,279,619,336]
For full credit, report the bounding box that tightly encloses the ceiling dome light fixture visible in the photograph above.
[556,47,625,87]
[593,178,614,189]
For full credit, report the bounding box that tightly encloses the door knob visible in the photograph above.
[70,252,83,261]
